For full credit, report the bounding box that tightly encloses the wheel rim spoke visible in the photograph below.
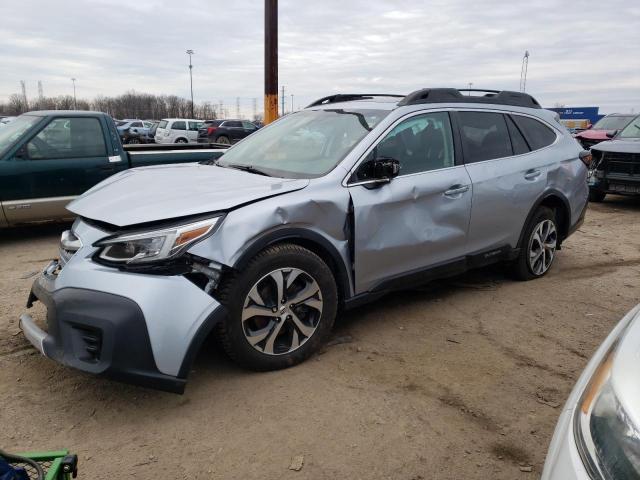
[290,312,315,338]
[529,219,557,275]
[241,267,323,356]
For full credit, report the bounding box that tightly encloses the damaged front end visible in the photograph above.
[19,217,230,394]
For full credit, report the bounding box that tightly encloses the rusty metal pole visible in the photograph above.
[264,0,278,124]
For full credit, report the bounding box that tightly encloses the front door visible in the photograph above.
[348,111,472,294]
[1,116,121,224]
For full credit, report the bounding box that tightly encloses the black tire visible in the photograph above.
[175,138,188,144]
[217,243,338,371]
[128,137,140,144]
[512,206,558,281]
[216,135,231,145]
[588,188,606,203]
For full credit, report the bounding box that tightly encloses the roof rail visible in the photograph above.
[398,88,541,109]
[307,94,405,108]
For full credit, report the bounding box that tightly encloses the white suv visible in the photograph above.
[155,118,203,144]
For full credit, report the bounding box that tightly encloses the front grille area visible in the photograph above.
[606,152,640,175]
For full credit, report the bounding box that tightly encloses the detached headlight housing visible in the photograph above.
[574,312,640,480]
[94,217,222,265]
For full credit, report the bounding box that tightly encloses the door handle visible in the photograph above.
[524,169,541,180]
[99,165,115,171]
[443,184,470,197]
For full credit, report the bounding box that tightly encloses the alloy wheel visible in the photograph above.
[528,219,557,276]
[241,268,323,355]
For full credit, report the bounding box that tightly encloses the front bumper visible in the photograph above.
[19,220,227,393]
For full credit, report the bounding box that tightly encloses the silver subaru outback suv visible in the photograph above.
[20,88,589,393]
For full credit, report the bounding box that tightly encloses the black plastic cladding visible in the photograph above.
[398,88,541,109]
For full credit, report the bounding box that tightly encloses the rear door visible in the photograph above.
[456,110,557,252]
[170,120,187,142]
[225,121,244,142]
[1,116,125,224]
[348,111,472,293]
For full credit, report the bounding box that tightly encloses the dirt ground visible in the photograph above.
[1,196,639,479]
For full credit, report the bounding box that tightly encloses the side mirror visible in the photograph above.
[606,130,618,139]
[356,157,400,186]
[15,145,28,159]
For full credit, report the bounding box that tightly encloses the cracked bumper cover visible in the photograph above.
[21,258,227,394]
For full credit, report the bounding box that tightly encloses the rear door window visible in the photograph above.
[172,121,186,131]
[505,115,530,155]
[457,111,513,163]
[226,121,242,128]
[511,115,557,150]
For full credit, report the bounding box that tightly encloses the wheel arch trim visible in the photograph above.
[232,227,353,302]
[517,189,572,248]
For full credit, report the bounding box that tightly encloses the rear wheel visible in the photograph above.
[216,135,231,145]
[588,188,606,202]
[217,244,338,371]
[175,138,188,144]
[128,137,140,144]
[512,207,558,280]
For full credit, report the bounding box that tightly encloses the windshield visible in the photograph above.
[592,115,635,131]
[617,117,640,138]
[0,115,42,156]
[217,109,389,178]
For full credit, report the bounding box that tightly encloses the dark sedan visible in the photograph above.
[197,119,259,145]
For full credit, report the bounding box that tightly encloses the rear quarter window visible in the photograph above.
[158,120,168,129]
[511,115,557,150]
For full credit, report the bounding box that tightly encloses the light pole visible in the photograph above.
[186,49,195,117]
[71,78,77,109]
[467,82,473,95]
[520,50,530,92]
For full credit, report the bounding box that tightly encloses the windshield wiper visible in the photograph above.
[224,163,272,177]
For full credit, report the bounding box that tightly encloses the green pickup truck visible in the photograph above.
[0,111,228,227]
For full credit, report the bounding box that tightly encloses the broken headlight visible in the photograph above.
[94,217,221,265]
[573,309,640,480]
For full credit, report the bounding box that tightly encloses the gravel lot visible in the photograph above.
[1,196,639,479]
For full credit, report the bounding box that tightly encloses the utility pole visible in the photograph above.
[70,78,77,109]
[281,85,286,115]
[186,49,195,117]
[252,98,258,120]
[38,81,44,100]
[519,50,530,92]
[218,100,224,119]
[236,97,241,118]
[264,0,278,124]
[290,94,294,112]
[467,82,473,95]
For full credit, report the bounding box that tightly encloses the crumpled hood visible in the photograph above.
[575,129,611,140]
[592,138,640,154]
[67,163,309,227]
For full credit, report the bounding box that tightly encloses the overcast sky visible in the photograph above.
[1,0,638,115]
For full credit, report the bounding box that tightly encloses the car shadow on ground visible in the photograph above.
[0,222,70,245]
[591,194,640,212]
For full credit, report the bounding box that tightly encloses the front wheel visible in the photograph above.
[588,188,606,203]
[128,137,140,144]
[512,207,558,281]
[217,244,338,371]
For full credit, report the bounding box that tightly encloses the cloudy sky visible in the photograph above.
[1,0,638,115]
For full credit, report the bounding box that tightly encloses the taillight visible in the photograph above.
[207,126,217,135]
[579,150,592,167]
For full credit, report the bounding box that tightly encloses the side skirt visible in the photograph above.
[343,245,517,310]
